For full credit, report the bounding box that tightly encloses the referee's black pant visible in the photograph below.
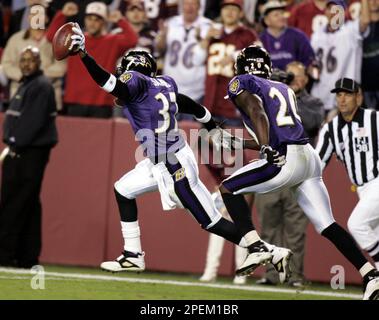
[0,147,51,268]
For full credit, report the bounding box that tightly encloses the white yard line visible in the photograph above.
[0,267,362,299]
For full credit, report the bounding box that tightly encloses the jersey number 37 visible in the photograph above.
[155,92,179,134]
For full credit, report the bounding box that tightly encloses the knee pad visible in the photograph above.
[114,181,134,200]
[347,215,362,234]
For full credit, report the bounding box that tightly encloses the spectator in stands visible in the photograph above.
[146,0,179,32]
[0,46,58,268]
[311,0,370,115]
[123,0,157,54]
[203,0,266,25]
[348,0,363,21]
[287,61,325,145]
[155,0,212,105]
[1,3,66,111]
[46,0,114,27]
[288,0,328,38]
[116,0,179,31]
[194,0,259,125]
[260,1,315,71]
[113,0,157,117]
[7,0,48,40]
[255,62,324,287]
[46,1,138,118]
[361,0,379,110]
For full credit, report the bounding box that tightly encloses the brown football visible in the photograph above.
[52,22,76,61]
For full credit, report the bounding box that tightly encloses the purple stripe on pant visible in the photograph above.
[222,162,281,193]
[165,159,212,227]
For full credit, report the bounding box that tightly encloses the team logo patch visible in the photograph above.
[174,168,186,182]
[119,72,133,83]
[229,79,240,94]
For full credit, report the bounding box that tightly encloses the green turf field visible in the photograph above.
[0,265,363,300]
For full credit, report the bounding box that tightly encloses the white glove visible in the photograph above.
[208,128,223,151]
[220,129,244,151]
[209,128,244,151]
[70,23,85,52]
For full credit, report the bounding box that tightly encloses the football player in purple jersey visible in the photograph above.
[217,44,379,299]
[67,25,293,281]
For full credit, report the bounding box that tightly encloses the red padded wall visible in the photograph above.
[0,114,363,283]
[39,117,114,265]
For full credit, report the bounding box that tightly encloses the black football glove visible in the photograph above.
[260,145,286,167]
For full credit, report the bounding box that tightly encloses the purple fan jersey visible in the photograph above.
[260,27,315,70]
[118,71,185,158]
[227,74,308,151]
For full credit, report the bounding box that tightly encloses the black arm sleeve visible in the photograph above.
[80,53,110,87]
[176,93,217,130]
[80,52,130,101]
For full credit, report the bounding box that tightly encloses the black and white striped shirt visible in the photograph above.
[316,108,379,186]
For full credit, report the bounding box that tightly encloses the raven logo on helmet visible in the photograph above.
[235,45,272,79]
[116,50,157,78]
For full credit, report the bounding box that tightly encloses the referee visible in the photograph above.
[316,77,379,270]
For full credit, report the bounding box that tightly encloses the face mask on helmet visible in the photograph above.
[235,46,272,79]
[116,51,157,77]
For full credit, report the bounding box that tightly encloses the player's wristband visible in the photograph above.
[195,107,212,123]
[195,107,217,131]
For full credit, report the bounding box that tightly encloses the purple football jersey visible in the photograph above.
[260,27,315,70]
[119,71,185,158]
[227,74,308,151]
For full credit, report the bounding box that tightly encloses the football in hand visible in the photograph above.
[52,22,77,61]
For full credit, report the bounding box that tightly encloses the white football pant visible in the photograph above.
[223,144,336,234]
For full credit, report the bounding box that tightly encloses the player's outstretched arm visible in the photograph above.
[70,25,130,102]
[176,93,217,131]
[176,93,259,151]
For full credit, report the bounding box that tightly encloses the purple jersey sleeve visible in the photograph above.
[118,71,148,102]
[227,74,309,150]
[160,75,179,94]
[227,74,261,101]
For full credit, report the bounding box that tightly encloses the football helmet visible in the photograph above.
[235,45,272,79]
[116,50,157,77]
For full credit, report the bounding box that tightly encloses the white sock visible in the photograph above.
[121,221,142,253]
[359,262,375,277]
[238,237,247,248]
[375,262,379,270]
